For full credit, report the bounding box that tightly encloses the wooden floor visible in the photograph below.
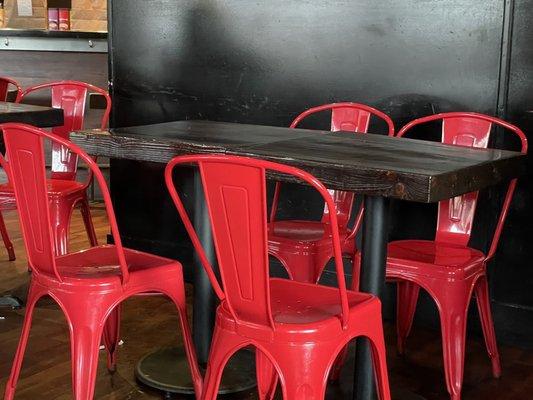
[0,207,532,399]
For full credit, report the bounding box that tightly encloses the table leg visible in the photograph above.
[135,169,256,396]
[192,170,217,363]
[353,195,389,400]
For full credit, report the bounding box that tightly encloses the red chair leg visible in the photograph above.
[171,291,203,396]
[64,296,110,400]
[4,284,43,400]
[272,345,331,400]
[366,315,392,400]
[436,282,470,400]
[0,210,15,261]
[150,277,202,396]
[396,281,420,354]
[80,198,98,247]
[102,304,121,372]
[474,275,501,378]
[256,349,278,400]
[202,328,246,400]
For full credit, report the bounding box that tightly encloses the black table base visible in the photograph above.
[136,170,257,397]
[354,196,389,400]
[0,295,23,309]
[135,347,256,397]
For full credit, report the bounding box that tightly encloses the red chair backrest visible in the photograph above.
[397,112,527,258]
[0,77,22,102]
[17,81,111,181]
[0,123,128,282]
[165,155,350,329]
[272,102,395,227]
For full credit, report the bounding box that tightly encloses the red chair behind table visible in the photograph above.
[1,123,202,400]
[385,112,527,400]
[0,81,112,260]
[268,102,394,286]
[0,77,22,102]
[165,154,391,400]
[0,77,24,260]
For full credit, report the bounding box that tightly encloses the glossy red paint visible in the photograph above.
[268,102,395,286]
[386,112,527,400]
[0,77,22,102]
[0,123,202,400]
[165,154,391,400]
[0,81,112,260]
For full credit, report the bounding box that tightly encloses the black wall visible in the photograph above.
[108,1,533,347]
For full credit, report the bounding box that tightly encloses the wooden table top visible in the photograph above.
[0,101,64,128]
[71,120,527,203]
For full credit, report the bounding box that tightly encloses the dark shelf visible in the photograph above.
[0,29,107,39]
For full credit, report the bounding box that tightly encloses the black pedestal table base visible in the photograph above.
[354,195,389,400]
[136,169,256,396]
[0,295,23,309]
[352,196,427,400]
[135,347,256,396]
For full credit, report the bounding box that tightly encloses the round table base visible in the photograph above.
[0,295,23,309]
[135,347,256,396]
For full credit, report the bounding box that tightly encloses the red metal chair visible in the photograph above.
[0,77,22,102]
[1,123,202,400]
[385,112,528,400]
[0,81,112,260]
[165,154,391,400]
[268,102,394,286]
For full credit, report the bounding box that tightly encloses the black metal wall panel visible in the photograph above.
[488,0,533,345]
[110,0,503,126]
[108,1,532,345]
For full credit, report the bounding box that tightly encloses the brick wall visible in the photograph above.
[4,0,107,31]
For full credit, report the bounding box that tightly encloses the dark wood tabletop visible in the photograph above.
[71,120,527,203]
[0,101,64,128]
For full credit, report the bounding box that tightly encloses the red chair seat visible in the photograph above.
[267,220,353,282]
[55,245,180,283]
[269,278,374,325]
[0,179,85,198]
[387,240,485,280]
[217,278,380,345]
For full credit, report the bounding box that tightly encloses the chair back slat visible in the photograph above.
[50,84,88,180]
[2,126,58,278]
[331,106,371,133]
[436,116,491,245]
[200,161,272,328]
